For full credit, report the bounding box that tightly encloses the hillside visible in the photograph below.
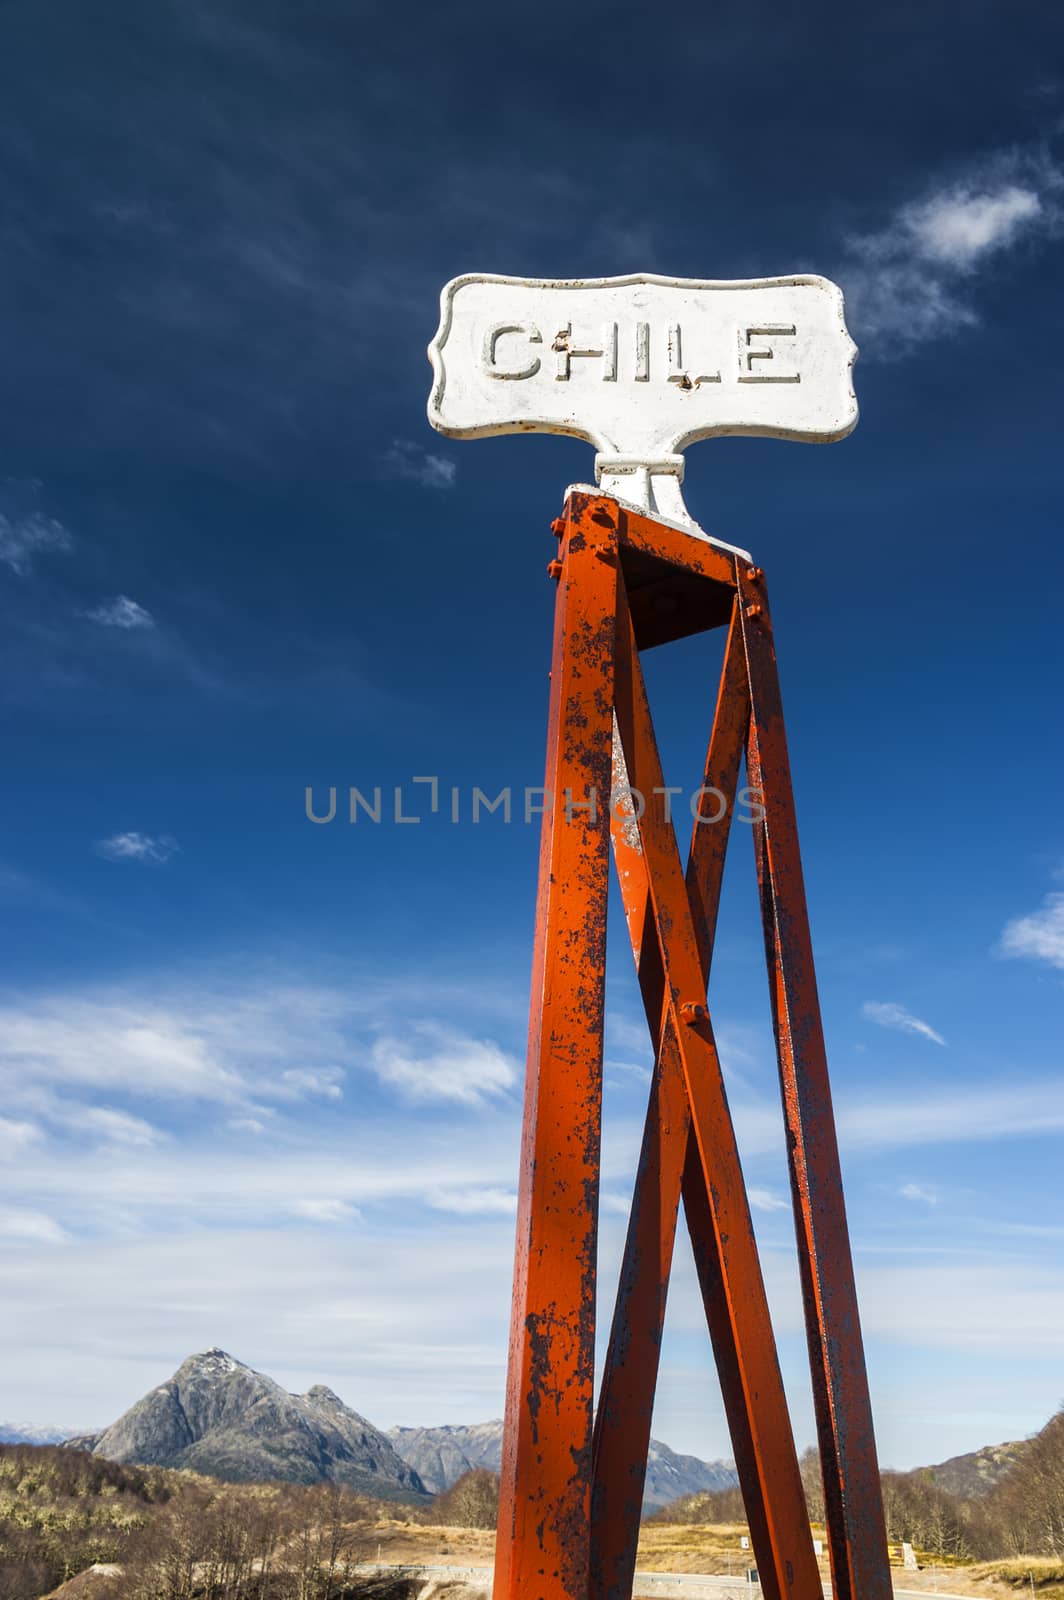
[923,1439,1027,1498]
[66,1349,427,1501]
[0,1443,412,1599]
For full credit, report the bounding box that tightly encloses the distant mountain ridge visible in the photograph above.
[64,1348,427,1500]
[0,1422,82,1446]
[386,1419,737,1508]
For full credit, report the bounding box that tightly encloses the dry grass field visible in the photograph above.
[363,1515,1064,1599]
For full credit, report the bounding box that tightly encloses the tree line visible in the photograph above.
[650,1409,1064,1565]
[0,1446,415,1600]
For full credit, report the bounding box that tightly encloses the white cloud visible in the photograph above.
[278,1067,343,1100]
[747,1186,789,1214]
[862,1001,946,1046]
[730,1074,1064,1159]
[75,1107,161,1148]
[906,185,1042,268]
[1000,891,1064,971]
[289,1198,361,1224]
[0,976,522,1128]
[424,1186,517,1216]
[835,1080,1064,1150]
[899,1182,941,1206]
[86,595,155,630]
[95,831,179,865]
[0,1207,68,1246]
[0,1117,42,1155]
[840,149,1062,353]
[370,1027,517,1106]
[383,439,456,491]
[0,998,247,1104]
[0,511,72,575]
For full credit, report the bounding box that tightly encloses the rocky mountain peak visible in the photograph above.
[303,1385,344,1408]
[64,1350,427,1501]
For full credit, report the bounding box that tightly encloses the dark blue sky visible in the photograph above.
[0,0,1062,1467]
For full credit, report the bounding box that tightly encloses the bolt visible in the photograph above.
[547,559,563,581]
[680,1001,708,1025]
[551,518,566,538]
[745,602,762,619]
[746,566,764,582]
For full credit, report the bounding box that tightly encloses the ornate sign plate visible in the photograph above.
[428,272,857,458]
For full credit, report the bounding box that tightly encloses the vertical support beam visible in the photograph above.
[494,502,620,1600]
[611,593,821,1600]
[739,567,891,1600]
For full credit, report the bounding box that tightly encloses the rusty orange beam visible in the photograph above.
[739,565,891,1600]
[591,604,779,1600]
[609,587,822,1600]
[494,499,619,1600]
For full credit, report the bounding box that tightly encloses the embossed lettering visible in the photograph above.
[667,323,721,389]
[738,325,800,383]
[635,321,650,382]
[552,322,618,381]
[483,322,542,380]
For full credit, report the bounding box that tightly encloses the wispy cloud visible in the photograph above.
[74,1107,161,1148]
[0,975,520,1132]
[748,1186,789,1214]
[835,1080,1064,1150]
[0,511,73,575]
[999,891,1064,971]
[0,1117,42,1156]
[370,1026,517,1106]
[382,439,456,491]
[0,1206,68,1246]
[840,147,1062,354]
[424,1186,517,1216]
[899,1181,941,1206]
[278,1068,343,1101]
[86,595,155,630]
[95,831,178,865]
[862,1001,946,1046]
[289,1198,361,1225]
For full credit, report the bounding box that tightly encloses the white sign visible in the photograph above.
[427,272,857,536]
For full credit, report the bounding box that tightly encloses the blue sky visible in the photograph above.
[1,0,1063,1472]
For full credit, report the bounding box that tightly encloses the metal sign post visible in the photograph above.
[427,273,890,1600]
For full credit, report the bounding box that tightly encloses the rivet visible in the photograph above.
[745,602,762,619]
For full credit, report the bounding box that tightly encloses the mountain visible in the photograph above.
[64,1348,427,1501]
[642,1439,738,1508]
[922,1439,1028,1498]
[386,1419,736,1508]
[0,1422,80,1446]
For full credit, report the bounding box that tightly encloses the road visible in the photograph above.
[358,1562,979,1600]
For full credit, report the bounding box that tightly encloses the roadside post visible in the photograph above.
[428,272,891,1600]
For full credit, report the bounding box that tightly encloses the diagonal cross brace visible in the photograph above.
[590,602,783,1600]
[591,585,823,1600]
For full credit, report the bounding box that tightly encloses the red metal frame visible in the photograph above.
[494,490,890,1600]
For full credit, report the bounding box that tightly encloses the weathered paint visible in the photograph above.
[739,566,892,1600]
[610,590,822,1600]
[495,491,890,1600]
[494,499,619,1600]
